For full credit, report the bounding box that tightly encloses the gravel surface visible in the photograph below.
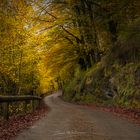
[15,91,140,140]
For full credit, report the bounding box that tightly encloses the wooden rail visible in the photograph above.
[0,95,42,102]
[0,95,43,120]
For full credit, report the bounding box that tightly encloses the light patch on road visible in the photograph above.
[53,130,88,136]
[31,125,37,129]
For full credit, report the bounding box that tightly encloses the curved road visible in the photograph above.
[15,91,140,140]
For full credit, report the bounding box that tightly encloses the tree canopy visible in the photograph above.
[0,0,140,108]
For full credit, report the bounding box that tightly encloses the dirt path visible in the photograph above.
[15,91,140,140]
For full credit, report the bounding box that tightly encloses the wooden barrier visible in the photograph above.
[0,95,42,120]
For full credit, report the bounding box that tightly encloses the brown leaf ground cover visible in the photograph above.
[0,104,49,140]
[85,104,140,125]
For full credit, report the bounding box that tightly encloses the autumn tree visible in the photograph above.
[0,0,41,95]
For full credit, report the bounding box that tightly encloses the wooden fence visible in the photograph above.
[0,95,42,120]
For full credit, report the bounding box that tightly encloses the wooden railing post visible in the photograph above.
[32,100,35,112]
[24,101,28,113]
[38,100,41,109]
[3,102,9,120]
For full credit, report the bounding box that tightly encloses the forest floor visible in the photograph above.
[15,91,140,140]
[0,104,49,140]
[84,104,140,125]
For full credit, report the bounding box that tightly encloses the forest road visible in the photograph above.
[15,91,140,140]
